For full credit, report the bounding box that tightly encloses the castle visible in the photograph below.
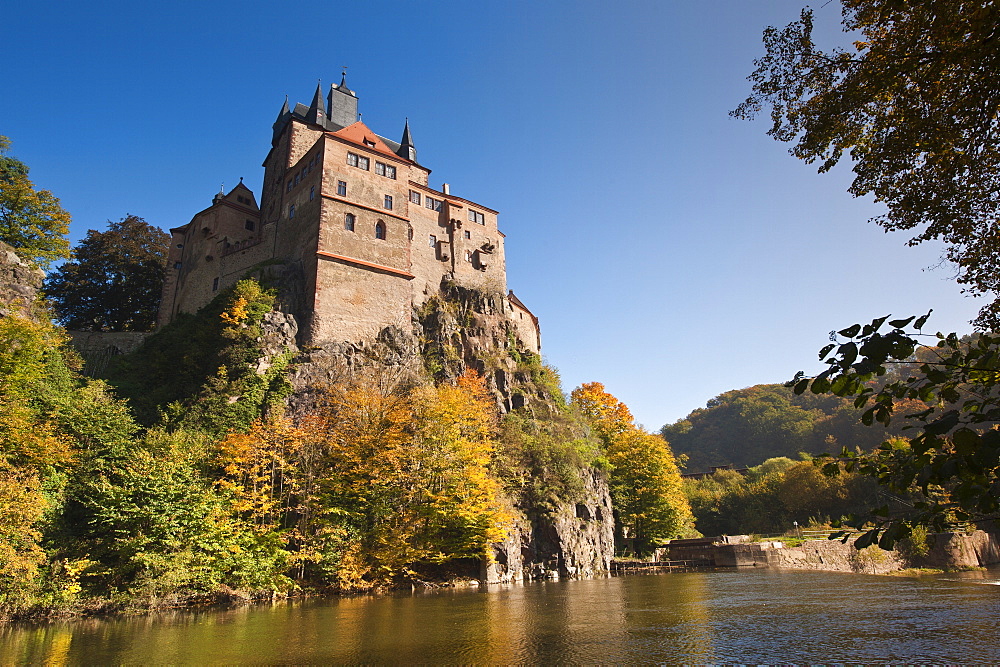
[158,76,539,353]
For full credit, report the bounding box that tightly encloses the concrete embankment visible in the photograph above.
[666,529,1000,574]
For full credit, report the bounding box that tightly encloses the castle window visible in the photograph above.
[429,235,437,248]
[469,210,485,224]
[174,261,182,269]
[287,180,293,192]
[358,156,370,170]
[384,195,393,210]
[373,162,396,179]
[410,190,421,205]
[337,180,347,196]
[375,220,386,240]
[345,213,355,231]
[212,277,220,291]
[294,173,300,186]
[288,204,295,219]
[245,219,255,231]
[425,196,442,212]
[464,230,471,239]
[309,186,315,201]
[347,152,358,167]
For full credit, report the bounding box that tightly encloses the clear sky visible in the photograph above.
[3,0,984,431]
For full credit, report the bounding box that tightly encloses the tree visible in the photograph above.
[44,215,168,331]
[791,312,1000,547]
[0,136,71,270]
[571,382,693,551]
[733,1,1000,327]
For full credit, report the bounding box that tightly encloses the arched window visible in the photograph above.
[375,220,386,240]
[345,213,355,232]
[288,204,295,219]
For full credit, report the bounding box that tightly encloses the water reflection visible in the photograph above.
[3,568,999,663]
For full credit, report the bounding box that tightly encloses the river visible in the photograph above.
[4,568,999,663]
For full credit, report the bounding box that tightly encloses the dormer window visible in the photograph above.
[364,138,376,147]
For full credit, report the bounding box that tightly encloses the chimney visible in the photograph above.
[442,183,450,195]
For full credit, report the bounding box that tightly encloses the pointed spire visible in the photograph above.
[336,68,354,96]
[278,95,289,119]
[397,117,417,162]
[306,80,326,125]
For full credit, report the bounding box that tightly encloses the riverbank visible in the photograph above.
[663,528,1000,575]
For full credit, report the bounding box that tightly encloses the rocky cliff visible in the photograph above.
[0,241,44,321]
[286,278,617,581]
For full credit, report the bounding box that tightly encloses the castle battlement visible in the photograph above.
[158,77,539,353]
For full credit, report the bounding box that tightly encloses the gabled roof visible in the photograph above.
[330,121,399,158]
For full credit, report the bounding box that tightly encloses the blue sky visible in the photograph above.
[3,0,983,431]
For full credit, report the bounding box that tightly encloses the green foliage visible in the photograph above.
[44,215,169,331]
[0,136,71,270]
[734,1,1000,328]
[661,383,899,471]
[496,411,600,512]
[792,313,1000,548]
[109,279,288,432]
[71,444,291,601]
[683,460,877,537]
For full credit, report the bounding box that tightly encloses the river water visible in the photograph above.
[4,568,999,663]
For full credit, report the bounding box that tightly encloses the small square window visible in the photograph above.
[174,261,182,269]
[384,195,393,210]
[245,219,255,231]
[464,230,471,239]
[410,190,421,205]
[429,235,437,248]
[337,180,347,196]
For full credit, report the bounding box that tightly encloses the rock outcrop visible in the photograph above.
[286,278,616,581]
[487,468,615,582]
[0,241,44,321]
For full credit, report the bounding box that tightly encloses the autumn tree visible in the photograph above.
[733,1,1000,327]
[571,382,693,551]
[0,136,71,270]
[44,215,169,331]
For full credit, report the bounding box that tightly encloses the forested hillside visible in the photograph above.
[661,384,906,471]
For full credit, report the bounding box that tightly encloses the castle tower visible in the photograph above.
[159,78,539,353]
[327,73,358,128]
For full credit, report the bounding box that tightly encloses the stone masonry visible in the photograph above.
[158,76,540,354]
